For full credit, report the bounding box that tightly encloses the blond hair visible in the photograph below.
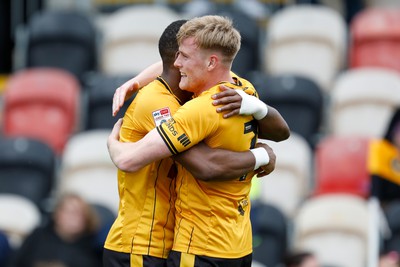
[177,15,241,65]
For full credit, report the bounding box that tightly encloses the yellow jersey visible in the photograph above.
[157,81,258,258]
[104,77,181,258]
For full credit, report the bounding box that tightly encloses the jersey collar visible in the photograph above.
[156,76,184,105]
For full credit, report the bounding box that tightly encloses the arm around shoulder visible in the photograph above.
[257,105,290,142]
[173,142,256,181]
[107,121,172,172]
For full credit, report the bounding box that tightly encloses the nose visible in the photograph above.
[174,55,181,68]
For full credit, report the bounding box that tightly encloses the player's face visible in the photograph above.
[174,37,208,95]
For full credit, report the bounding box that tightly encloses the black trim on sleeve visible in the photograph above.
[157,126,179,155]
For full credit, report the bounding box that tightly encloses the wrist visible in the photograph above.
[250,147,270,170]
[236,90,268,120]
[253,102,268,120]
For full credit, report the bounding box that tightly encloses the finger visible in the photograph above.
[119,87,127,105]
[214,94,242,107]
[216,103,240,113]
[112,118,123,133]
[112,90,120,117]
[223,110,239,118]
[255,170,264,177]
[211,88,237,101]
[112,118,122,131]
[257,171,268,178]
[219,84,236,93]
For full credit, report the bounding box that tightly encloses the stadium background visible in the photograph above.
[1,0,400,266]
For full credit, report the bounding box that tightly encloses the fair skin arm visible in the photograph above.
[112,61,162,117]
[110,63,282,179]
[112,61,290,143]
[108,119,275,179]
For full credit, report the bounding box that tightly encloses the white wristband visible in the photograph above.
[235,90,268,120]
[250,147,270,170]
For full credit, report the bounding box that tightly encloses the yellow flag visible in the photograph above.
[368,139,400,185]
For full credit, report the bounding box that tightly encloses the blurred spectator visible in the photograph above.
[283,251,321,267]
[9,193,101,267]
[379,250,400,267]
[0,231,11,267]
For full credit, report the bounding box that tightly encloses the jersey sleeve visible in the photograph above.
[156,95,219,155]
[230,72,259,98]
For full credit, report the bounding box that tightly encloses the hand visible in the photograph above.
[107,118,123,147]
[112,79,140,117]
[253,142,276,178]
[211,85,242,118]
[107,118,123,169]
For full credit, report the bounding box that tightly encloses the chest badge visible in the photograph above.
[152,107,171,127]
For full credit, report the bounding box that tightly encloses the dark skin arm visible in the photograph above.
[173,142,276,181]
[111,81,279,181]
[212,86,290,142]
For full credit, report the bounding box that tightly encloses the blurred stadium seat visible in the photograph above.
[0,136,56,211]
[58,129,119,215]
[16,9,98,82]
[314,135,371,198]
[329,67,400,138]
[247,71,324,147]
[3,68,80,154]
[251,200,288,267]
[350,7,400,73]
[82,72,134,130]
[91,202,116,253]
[293,194,369,267]
[99,4,183,76]
[264,4,347,93]
[0,194,41,249]
[384,201,400,254]
[253,133,312,218]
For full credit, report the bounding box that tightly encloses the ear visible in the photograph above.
[207,55,218,70]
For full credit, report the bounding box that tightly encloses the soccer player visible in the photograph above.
[107,15,288,267]
[103,19,287,267]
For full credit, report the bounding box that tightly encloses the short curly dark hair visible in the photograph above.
[158,20,187,67]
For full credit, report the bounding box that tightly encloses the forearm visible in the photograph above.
[108,128,170,172]
[107,138,142,172]
[134,61,162,88]
[173,143,256,181]
[233,90,290,142]
[258,105,290,141]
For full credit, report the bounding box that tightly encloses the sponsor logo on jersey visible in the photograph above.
[152,107,171,127]
[164,118,178,136]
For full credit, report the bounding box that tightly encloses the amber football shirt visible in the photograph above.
[157,81,258,258]
[104,77,181,258]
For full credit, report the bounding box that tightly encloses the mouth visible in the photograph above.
[180,72,187,78]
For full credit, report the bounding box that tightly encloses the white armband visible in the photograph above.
[235,90,268,120]
[250,147,270,170]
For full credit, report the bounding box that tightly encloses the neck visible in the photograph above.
[196,69,233,96]
[161,69,192,103]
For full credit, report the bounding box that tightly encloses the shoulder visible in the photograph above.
[230,72,258,98]
[134,80,181,111]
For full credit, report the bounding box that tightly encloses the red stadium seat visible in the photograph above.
[314,136,371,198]
[350,8,400,73]
[3,68,80,155]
